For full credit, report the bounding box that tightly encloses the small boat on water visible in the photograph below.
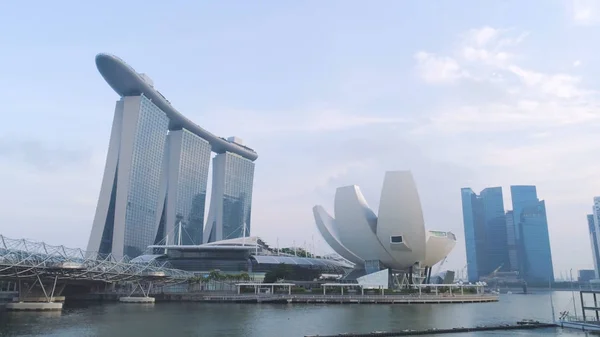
[517,319,540,325]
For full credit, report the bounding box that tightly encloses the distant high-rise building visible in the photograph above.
[461,188,485,282]
[579,269,596,283]
[461,187,509,282]
[590,197,600,280]
[87,54,258,258]
[588,213,600,279]
[505,210,518,272]
[510,185,554,283]
[480,188,510,273]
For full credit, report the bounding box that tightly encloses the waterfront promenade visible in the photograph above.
[75,292,498,304]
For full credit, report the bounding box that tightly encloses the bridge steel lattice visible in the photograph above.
[0,235,193,302]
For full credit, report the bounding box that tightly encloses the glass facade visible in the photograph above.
[516,201,554,283]
[173,129,211,245]
[505,210,519,272]
[511,186,554,283]
[480,187,509,274]
[510,185,538,242]
[461,188,485,282]
[220,152,255,241]
[123,95,169,257]
[588,214,600,279]
[461,187,510,281]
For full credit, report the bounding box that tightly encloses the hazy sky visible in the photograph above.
[0,0,598,277]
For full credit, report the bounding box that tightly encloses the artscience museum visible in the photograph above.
[313,171,456,287]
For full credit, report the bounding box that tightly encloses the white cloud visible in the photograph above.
[464,26,500,47]
[413,51,466,84]
[573,60,582,67]
[303,110,407,132]
[460,27,527,67]
[569,0,600,25]
[194,108,406,138]
[414,26,596,135]
[507,65,587,99]
[413,100,599,135]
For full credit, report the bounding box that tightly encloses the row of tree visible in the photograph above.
[277,247,321,258]
[263,263,321,283]
[187,270,251,284]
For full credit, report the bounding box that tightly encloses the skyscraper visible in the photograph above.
[587,213,600,279]
[505,210,518,271]
[88,95,170,258]
[461,187,509,282]
[154,129,212,246]
[480,187,509,273]
[510,185,554,283]
[203,147,255,243]
[87,54,258,258]
[588,196,600,280]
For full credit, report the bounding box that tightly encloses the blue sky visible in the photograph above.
[1,0,599,276]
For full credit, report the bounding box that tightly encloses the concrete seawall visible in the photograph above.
[72,293,498,304]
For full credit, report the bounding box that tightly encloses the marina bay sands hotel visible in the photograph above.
[87,54,257,258]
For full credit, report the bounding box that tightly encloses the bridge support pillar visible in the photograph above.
[7,276,64,311]
[119,281,155,304]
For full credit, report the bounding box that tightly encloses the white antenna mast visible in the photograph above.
[177,220,183,246]
[242,222,246,246]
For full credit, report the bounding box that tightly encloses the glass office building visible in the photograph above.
[461,188,486,282]
[505,210,518,271]
[155,129,212,246]
[204,151,255,243]
[510,185,538,243]
[587,214,600,279]
[461,187,510,282]
[510,186,554,283]
[480,187,510,274]
[87,54,258,258]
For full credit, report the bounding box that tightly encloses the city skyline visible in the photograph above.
[462,185,554,283]
[2,1,600,275]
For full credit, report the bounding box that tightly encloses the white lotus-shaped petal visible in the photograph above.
[313,205,363,265]
[424,231,457,267]
[313,170,456,271]
[334,185,396,266]
[377,171,427,267]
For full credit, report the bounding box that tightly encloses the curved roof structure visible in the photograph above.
[251,255,352,269]
[95,53,258,161]
[423,231,457,267]
[313,170,457,271]
[313,206,363,265]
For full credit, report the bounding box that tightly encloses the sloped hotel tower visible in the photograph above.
[87,54,257,258]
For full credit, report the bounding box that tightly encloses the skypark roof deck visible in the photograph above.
[95,53,258,161]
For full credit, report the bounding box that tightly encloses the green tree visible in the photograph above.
[239,272,251,281]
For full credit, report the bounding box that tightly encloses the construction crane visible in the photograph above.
[489,264,504,278]
[483,264,504,289]
[460,264,468,281]
[435,256,448,275]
